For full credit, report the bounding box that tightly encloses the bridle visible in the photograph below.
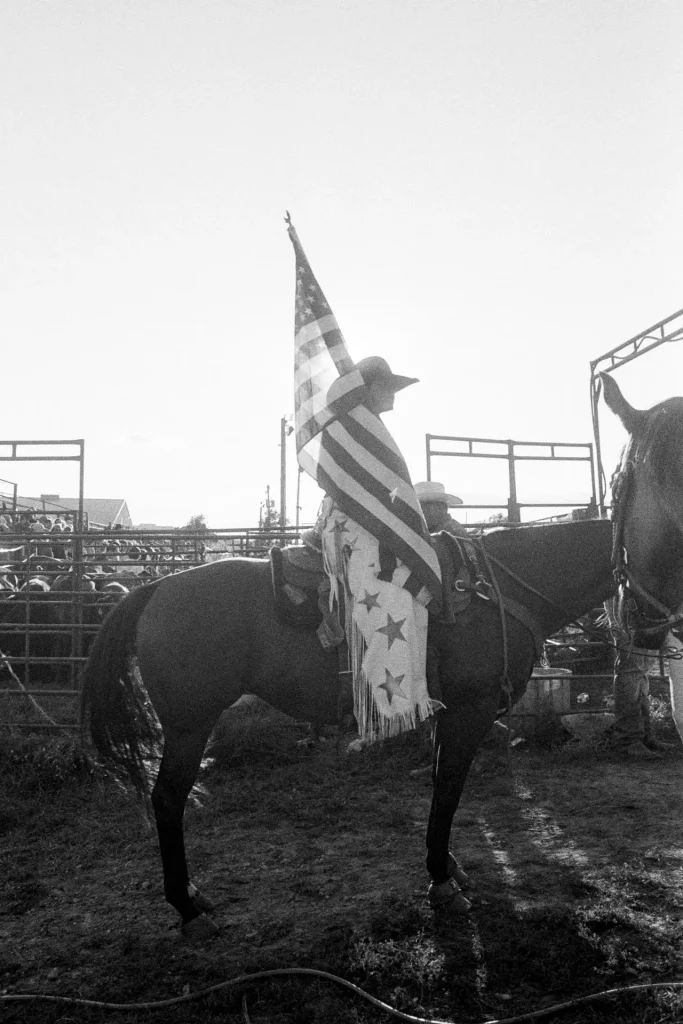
[610,458,683,637]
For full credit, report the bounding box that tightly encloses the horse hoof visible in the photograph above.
[428,878,472,914]
[191,889,215,914]
[187,883,215,914]
[181,913,219,942]
[447,853,470,890]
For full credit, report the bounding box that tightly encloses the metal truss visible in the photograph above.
[589,307,683,511]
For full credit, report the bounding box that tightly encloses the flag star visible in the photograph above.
[376,614,407,649]
[379,670,407,704]
[333,518,350,535]
[358,589,381,613]
[388,487,399,503]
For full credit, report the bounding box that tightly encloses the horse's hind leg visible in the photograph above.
[151,724,218,938]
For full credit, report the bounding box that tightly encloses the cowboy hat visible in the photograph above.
[300,528,322,554]
[414,481,463,507]
[355,356,418,393]
[326,355,418,407]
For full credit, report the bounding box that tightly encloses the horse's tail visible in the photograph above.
[80,579,163,798]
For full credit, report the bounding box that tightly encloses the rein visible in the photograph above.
[463,530,619,671]
[474,539,582,623]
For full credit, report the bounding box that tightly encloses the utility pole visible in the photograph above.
[280,415,294,529]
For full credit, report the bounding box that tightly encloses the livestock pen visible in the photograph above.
[0,525,306,732]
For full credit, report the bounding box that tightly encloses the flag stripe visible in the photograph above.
[315,453,441,596]
[316,436,439,575]
[351,404,406,462]
[324,420,415,509]
[336,410,414,485]
[296,370,367,451]
[294,315,349,369]
[288,220,442,609]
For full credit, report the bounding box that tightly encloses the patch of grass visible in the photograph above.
[0,734,99,794]
[0,690,79,728]
[6,707,683,1024]
[366,897,427,941]
[3,876,49,915]
[523,703,573,751]
[480,903,612,997]
[206,706,312,772]
[351,933,444,998]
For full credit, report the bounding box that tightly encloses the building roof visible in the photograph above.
[11,495,134,529]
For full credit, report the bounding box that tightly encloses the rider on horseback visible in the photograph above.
[315,356,443,741]
[287,215,443,740]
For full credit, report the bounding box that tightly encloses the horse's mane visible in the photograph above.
[611,397,683,503]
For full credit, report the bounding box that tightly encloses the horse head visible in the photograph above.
[602,372,683,638]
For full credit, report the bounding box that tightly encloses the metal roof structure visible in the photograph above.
[12,495,134,529]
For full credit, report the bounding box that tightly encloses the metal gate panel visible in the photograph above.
[0,525,314,731]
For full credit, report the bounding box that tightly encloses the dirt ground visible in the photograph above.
[3,714,683,1024]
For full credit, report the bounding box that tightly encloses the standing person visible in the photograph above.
[287,217,442,741]
[608,641,676,758]
[603,603,677,758]
[28,516,49,558]
[50,522,68,561]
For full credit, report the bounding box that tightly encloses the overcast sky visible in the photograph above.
[2,0,682,527]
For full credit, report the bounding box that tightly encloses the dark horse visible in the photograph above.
[81,375,683,939]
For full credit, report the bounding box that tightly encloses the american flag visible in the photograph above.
[287,216,442,610]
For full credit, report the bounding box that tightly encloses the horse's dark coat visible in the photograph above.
[80,377,683,931]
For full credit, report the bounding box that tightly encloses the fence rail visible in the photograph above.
[2,525,674,734]
[1,525,315,730]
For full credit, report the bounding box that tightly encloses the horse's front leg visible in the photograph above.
[426,695,497,912]
[151,725,218,940]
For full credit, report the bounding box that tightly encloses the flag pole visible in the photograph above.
[280,416,288,530]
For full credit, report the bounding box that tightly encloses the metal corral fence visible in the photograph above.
[0,525,310,732]
[2,525,671,736]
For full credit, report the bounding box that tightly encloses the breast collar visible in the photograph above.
[611,459,683,637]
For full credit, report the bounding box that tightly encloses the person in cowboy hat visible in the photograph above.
[414,481,469,537]
[317,354,444,742]
[325,355,418,415]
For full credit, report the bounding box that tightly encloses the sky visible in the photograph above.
[1,0,682,528]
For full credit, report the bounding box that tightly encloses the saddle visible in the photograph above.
[270,545,345,649]
[270,531,546,715]
[269,532,482,643]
